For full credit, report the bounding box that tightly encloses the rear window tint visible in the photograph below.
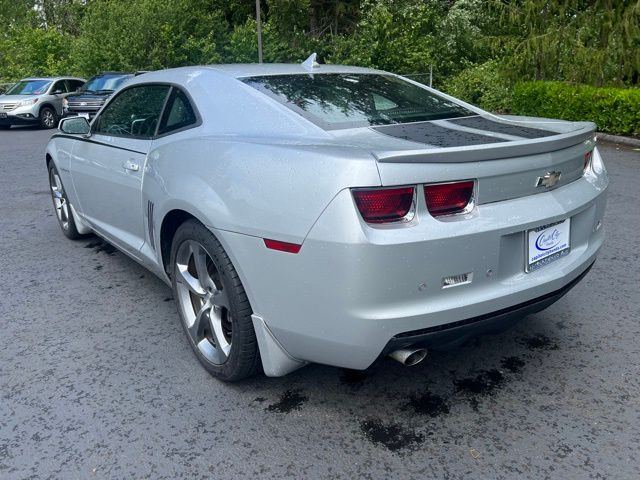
[243,74,473,130]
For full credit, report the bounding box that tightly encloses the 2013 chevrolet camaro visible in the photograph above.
[46,59,608,381]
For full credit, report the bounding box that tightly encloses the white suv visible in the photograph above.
[0,77,85,129]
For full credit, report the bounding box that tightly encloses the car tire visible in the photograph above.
[170,219,261,381]
[48,162,84,240]
[39,106,58,129]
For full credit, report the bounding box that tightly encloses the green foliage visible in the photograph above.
[512,82,640,136]
[328,0,440,73]
[494,0,640,86]
[71,0,224,75]
[0,26,72,79]
[443,60,513,112]
[1,0,639,136]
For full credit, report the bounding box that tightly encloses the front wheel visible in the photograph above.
[48,163,84,239]
[39,106,58,129]
[170,219,261,381]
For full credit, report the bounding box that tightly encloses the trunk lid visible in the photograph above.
[329,114,596,204]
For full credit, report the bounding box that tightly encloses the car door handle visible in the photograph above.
[122,160,140,172]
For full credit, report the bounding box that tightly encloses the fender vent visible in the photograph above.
[147,200,155,250]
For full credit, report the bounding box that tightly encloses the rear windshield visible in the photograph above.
[82,74,132,94]
[6,80,52,95]
[243,73,474,130]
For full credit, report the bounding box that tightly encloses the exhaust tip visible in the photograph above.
[389,348,428,366]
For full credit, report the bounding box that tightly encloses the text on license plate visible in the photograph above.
[526,218,571,272]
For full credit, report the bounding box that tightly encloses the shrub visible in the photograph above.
[442,60,513,113]
[512,82,640,136]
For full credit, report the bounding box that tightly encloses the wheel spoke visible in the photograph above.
[209,311,231,360]
[61,201,69,222]
[192,244,214,290]
[176,263,206,297]
[189,301,211,337]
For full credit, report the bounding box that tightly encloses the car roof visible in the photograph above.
[206,63,387,78]
[127,63,388,85]
[20,77,85,82]
[90,72,134,76]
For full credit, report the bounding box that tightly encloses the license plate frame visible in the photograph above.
[525,218,571,272]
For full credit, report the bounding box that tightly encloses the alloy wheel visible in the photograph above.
[42,109,55,128]
[174,240,233,365]
[50,169,70,230]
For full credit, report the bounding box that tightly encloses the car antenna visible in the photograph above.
[301,53,320,71]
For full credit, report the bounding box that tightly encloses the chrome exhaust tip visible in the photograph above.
[389,348,428,366]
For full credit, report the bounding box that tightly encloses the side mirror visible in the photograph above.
[59,116,90,135]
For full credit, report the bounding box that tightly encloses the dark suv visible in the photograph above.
[63,72,143,119]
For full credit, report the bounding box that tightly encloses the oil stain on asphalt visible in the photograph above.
[518,333,559,350]
[500,356,525,373]
[360,419,424,452]
[85,240,117,256]
[403,391,450,417]
[454,369,506,411]
[266,389,308,413]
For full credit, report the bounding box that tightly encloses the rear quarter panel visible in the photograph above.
[146,132,381,244]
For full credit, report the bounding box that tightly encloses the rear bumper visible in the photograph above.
[215,155,608,372]
[383,260,593,355]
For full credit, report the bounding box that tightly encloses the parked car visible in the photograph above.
[45,58,608,381]
[63,71,145,119]
[0,77,85,129]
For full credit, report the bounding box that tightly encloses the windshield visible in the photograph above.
[82,74,132,93]
[6,80,52,95]
[243,74,474,130]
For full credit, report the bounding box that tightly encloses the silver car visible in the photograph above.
[45,60,608,381]
[0,76,85,129]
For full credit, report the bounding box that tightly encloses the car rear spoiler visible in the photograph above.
[374,123,597,163]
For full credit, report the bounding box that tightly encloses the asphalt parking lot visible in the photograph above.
[1,126,639,480]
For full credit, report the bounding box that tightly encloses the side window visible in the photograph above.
[158,88,197,135]
[51,80,68,94]
[94,85,170,139]
[68,80,84,92]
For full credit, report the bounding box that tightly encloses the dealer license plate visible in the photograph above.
[526,218,571,272]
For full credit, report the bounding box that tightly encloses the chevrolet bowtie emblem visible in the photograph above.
[536,171,562,188]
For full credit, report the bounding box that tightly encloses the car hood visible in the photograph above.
[0,94,40,102]
[326,114,596,163]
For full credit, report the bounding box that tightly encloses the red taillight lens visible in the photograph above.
[424,181,474,217]
[352,187,415,224]
[264,239,302,254]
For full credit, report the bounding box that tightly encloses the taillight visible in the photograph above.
[424,181,474,217]
[583,150,593,173]
[352,186,415,224]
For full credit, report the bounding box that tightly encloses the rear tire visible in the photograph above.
[48,163,84,240]
[170,219,261,381]
[39,106,57,129]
